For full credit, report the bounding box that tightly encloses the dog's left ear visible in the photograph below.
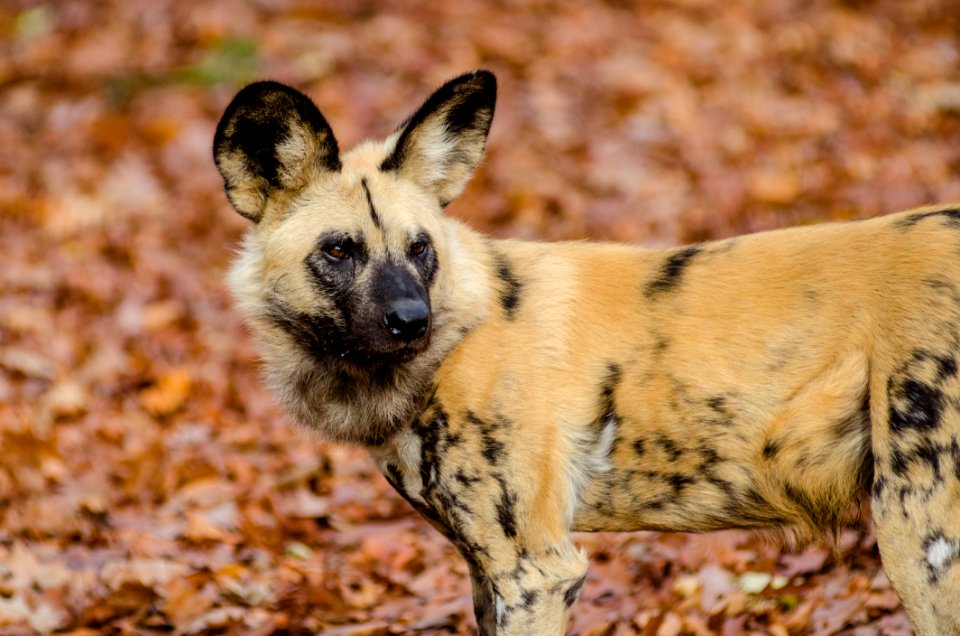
[381,70,496,207]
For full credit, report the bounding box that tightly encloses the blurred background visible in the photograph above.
[2,0,959,633]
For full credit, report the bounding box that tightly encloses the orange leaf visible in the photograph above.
[140,368,192,417]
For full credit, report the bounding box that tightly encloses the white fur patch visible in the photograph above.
[590,416,618,475]
[563,415,617,525]
[927,536,958,570]
[371,428,426,504]
[413,126,458,185]
[392,428,427,503]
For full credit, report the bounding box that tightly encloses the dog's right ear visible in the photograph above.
[213,81,340,222]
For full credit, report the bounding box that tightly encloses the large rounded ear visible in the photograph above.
[380,70,496,207]
[213,81,340,222]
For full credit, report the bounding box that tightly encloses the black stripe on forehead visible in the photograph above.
[361,178,382,230]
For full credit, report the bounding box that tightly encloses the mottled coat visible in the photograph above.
[214,71,960,634]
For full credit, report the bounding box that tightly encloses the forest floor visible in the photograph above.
[2,0,960,633]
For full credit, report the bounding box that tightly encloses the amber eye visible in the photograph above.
[410,241,428,256]
[322,244,349,260]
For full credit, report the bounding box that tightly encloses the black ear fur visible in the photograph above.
[380,70,497,206]
[213,81,340,222]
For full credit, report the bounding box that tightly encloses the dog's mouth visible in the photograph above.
[355,334,431,366]
[264,298,433,367]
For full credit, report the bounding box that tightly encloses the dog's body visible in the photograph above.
[215,71,960,634]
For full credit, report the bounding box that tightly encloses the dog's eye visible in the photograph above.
[322,244,350,261]
[410,241,428,257]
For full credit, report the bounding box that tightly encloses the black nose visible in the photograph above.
[383,298,429,342]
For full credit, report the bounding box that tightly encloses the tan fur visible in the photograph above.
[216,72,960,634]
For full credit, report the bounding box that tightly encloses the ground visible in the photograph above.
[1,0,960,633]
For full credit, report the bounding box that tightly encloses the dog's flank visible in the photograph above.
[216,71,960,635]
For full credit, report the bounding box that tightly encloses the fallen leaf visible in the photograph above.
[140,368,192,416]
[737,571,772,595]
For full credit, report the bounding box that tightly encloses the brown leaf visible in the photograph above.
[160,577,216,627]
[0,347,55,380]
[748,169,801,205]
[101,558,189,591]
[140,368,192,417]
[43,380,88,420]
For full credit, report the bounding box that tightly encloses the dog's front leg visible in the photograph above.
[466,561,498,634]
[395,489,588,634]
[376,446,589,634]
[457,539,588,636]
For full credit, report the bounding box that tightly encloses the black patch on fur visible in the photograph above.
[446,80,496,136]
[466,411,506,465]
[644,498,667,511]
[667,472,696,495]
[412,405,449,492]
[483,435,505,465]
[632,438,646,456]
[655,434,684,461]
[953,437,960,481]
[455,469,482,489]
[891,447,910,477]
[596,363,621,430]
[493,475,518,538]
[446,431,463,447]
[703,395,735,426]
[889,377,945,434]
[361,178,381,229]
[872,475,886,499]
[225,112,286,188]
[899,485,913,504]
[707,475,737,498]
[896,208,960,230]
[935,354,958,380]
[381,465,459,545]
[494,251,522,319]
[697,446,723,473]
[521,589,539,609]
[470,574,497,635]
[891,439,953,483]
[263,299,358,366]
[645,245,702,296]
[762,439,781,460]
[707,396,726,414]
[916,441,945,482]
[563,574,587,608]
[434,486,474,525]
[383,463,407,496]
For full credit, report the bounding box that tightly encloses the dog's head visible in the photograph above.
[214,71,496,367]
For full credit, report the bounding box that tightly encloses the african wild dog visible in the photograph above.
[214,70,960,634]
